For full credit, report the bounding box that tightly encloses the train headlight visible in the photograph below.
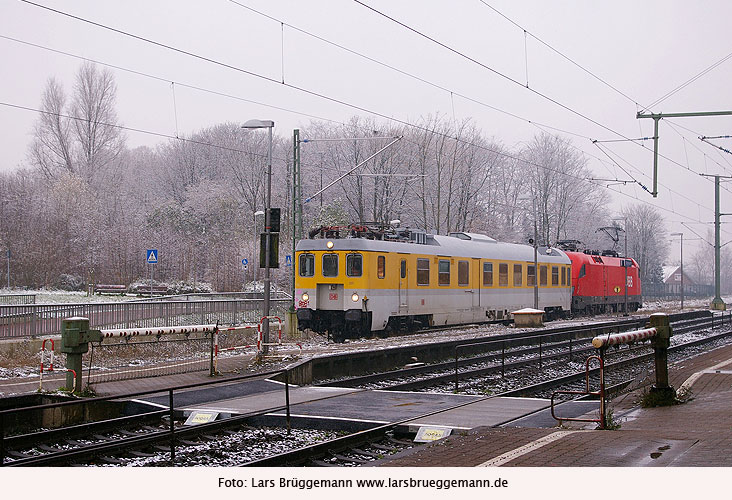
[302,292,309,302]
[351,293,359,302]
[326,240,334,249]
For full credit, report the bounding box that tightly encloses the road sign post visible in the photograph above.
[147,249,158,298]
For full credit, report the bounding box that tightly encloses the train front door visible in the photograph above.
[399,258,408,313]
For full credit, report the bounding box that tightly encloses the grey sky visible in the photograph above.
[2,0,732,259]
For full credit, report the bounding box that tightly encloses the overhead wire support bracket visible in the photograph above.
[636,110,732,198]
[304,136,403,203]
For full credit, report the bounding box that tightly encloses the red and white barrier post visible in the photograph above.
[592,313,674,401]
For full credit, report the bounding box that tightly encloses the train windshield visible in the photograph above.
[346,253,363,277]
[323,254,339,277]
[298,253,314,277]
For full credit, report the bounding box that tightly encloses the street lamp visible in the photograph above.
[670,232,684,310]
[242,120,274,355]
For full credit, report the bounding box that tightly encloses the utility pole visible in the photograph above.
[636,110,732,197]
[292,129,303,315]
[700,174,731,311]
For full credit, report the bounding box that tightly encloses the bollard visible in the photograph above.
[60,317,102,393]
[649,313,676,401]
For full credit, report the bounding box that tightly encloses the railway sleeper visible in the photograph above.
[350,447,383,459]
[311,459,339,467]
[38,444,62,453]
[128,450,156,458]
[370,443,400,452]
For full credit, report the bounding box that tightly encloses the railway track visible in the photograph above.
[2,311,728,467]
[243,315,732,467]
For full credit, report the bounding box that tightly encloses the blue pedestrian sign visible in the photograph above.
[285,255,292,267]
[241,258,248,269]
[146,249,158,264]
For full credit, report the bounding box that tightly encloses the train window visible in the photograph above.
[499,263,508,287]
[322,254,338,277]
[400,259,407,279]
[458,261,469,286]
[346,253,362,277]
[540,265,548,286]
[561,266,566,286]
[417,258,430,285]
[552,266,559,286]
[513,264,522,287]
[298,253,315,277]
[438,259,451,286]
[578,264,586,279]
[377,255,386,279]
[483,262,493,287]
[527,265,536,286]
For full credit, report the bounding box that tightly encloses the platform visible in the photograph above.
[376,342,732,467]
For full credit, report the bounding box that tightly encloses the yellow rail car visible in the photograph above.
[295,229,571,342]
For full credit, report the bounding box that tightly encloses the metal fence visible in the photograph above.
[0,297,292,338]
[0,294,36,305]
[641,283,715,300]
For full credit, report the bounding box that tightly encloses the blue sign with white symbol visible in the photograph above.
[241,258,248,269]
[285,255,292,267]
[146,249,158,264]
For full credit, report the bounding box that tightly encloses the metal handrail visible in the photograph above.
[550,355,606,429]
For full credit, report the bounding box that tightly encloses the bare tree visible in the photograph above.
[28,61,125,184]
[622,203,669,284]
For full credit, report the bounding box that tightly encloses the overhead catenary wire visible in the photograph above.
[13,1,725,227]
[16,0,707,211]
[476,0,642,107]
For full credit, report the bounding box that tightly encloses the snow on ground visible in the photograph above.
[2,289,730,381]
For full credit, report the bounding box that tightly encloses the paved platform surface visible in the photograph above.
[377,342,732,467]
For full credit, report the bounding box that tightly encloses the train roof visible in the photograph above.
[296,232,570,264]
[564,250,638,268]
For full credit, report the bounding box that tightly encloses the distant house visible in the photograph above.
[662,266,695,293]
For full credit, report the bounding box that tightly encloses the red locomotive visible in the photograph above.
[564,250,642,314]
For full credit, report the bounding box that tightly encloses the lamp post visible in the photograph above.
[242,120,274,355]
[670,232,684,310]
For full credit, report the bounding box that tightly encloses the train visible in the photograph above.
[294,225,641,342]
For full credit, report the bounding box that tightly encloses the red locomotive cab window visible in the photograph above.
[578,264,586,279]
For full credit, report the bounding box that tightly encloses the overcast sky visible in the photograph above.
[2,0,732,259]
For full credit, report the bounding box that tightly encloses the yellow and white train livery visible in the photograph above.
[295,228,571,342]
